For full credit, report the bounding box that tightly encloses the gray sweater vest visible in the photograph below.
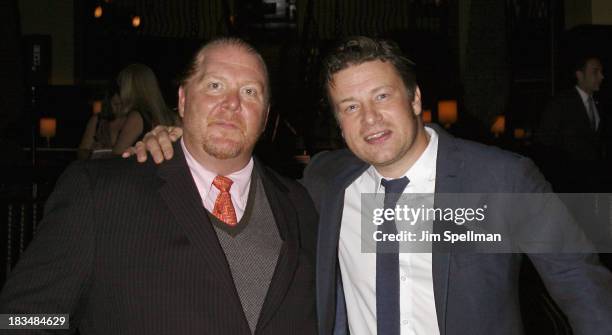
[207,170,282,334]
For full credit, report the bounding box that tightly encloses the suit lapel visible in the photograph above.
[317,155,369,335]
[254,160,301,333]
[571,89,595,132]
[156,144,246,319]
[429,125,464,335]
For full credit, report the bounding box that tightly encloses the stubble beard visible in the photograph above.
[201,133,245,160]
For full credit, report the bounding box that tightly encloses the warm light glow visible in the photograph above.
[94,6,103,18]
[422,109,432,123]
[39,118,57,138]
[132,16,141,27]
[92,100,103,114]
[513,128,526,139]
[491,115,506,136]
[438,100,458,127]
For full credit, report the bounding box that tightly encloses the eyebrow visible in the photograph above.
[338,97,357,104]
[337,85,392,104]
[196,73,264,89]
[199,72,224,83]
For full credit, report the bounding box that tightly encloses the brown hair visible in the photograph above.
[322,36,417,100]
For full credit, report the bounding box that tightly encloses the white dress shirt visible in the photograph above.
[338,127,440,335]
[181,139,253,221]
[575,86,600,130]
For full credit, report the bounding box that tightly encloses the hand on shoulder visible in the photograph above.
[121,125,183,164]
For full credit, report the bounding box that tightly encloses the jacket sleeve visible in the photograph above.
[516,157,612,334]
[0,162,96,334]
[300,151,333,213]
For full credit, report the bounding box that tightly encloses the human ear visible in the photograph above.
[412,86,422,116]
[178,87,186,118]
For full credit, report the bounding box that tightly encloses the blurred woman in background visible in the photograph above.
[79,63,177,159]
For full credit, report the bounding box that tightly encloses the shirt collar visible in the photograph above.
[365,126,439,192]
[181,138,253,203]
[575,85,592,103]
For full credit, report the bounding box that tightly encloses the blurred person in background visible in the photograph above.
[535,55,607,191]
[79,63,177,159]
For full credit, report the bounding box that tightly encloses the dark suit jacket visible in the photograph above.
[536,87,605,161]
[302,124,612,335]
[0,145,318,335]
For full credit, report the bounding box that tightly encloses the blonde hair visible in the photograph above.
[116,64,175,126]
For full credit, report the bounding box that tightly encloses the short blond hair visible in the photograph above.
[181,37,270,104]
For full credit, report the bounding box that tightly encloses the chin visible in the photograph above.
[361,148,396,162]
[202,139,245,160]
[204,146,243,160]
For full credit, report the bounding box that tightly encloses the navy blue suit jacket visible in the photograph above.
[302,125,612,335]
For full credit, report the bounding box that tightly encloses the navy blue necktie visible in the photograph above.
[376,177,409,335]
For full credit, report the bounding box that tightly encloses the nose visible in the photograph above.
[222,90,240,112]
[362,103,382,125]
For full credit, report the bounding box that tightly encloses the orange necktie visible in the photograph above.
[212,175,238,226]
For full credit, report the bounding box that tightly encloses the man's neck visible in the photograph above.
[576,84,594,97]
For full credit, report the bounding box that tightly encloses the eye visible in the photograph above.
[345,104,358,113]
[207,82,221,90]
[376,93,389,101]
[244,87,258,96]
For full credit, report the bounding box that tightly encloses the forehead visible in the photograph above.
[328,60,402,98]
[585,58,603,70]
[197,45,267,84]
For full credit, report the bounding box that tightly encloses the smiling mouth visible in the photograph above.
[364,130,391,144]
